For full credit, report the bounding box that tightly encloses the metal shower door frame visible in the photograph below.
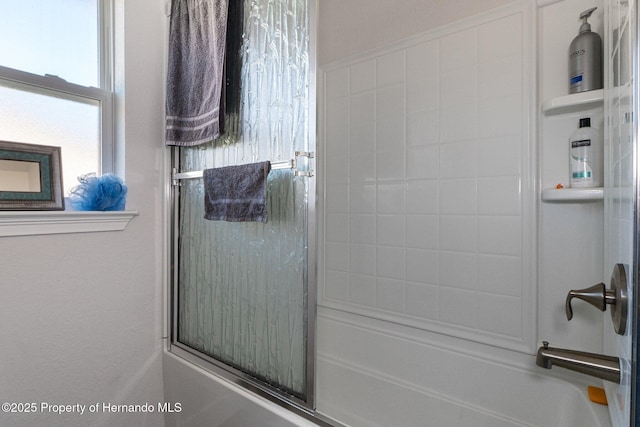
[166,0,319,417]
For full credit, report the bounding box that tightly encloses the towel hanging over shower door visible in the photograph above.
[165,0,229,146]
[172,0,314,406]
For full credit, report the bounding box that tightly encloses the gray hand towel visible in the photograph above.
[166,0,229,146]
[203,161,272,223]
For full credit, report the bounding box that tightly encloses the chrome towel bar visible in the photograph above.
[172,151,314,185]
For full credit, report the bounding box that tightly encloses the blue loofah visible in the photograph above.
[67,173,128,211]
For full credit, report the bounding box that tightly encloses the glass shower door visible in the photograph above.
[603,0,637,424]
[171,0,315,408]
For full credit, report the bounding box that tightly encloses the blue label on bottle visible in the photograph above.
[572,171,592,179]
[570,75,583,85]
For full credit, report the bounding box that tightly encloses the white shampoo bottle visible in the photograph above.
[569,117,602,187]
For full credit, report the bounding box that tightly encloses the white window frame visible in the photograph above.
[0,0,115,175]
[0,0,137,236]
[0,66,115,174]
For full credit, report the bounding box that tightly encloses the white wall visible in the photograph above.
[0,1,167,426]
[316,0,610,425]
[319,2,536,350]
[318,0,512,64]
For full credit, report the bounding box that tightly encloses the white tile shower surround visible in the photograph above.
[315,309,611,427]
[163,332,611,427]
[320,5,535,353]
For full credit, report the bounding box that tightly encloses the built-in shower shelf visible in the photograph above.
[542,89,604,115]
[541,187,604,202]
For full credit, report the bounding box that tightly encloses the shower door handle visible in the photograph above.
[565,264,628,335]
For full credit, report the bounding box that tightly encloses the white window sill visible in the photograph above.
[0,211,139,237]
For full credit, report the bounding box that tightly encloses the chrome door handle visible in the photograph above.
[565,263,628,335]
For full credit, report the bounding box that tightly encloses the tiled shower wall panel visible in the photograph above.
[321,8,535,352]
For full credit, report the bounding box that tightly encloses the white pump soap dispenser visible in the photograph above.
[569,7,602,93]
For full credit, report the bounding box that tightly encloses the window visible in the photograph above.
[0,0,114,195]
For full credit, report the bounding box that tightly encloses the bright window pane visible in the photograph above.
[0,83,100,195]
[0,0,99,87]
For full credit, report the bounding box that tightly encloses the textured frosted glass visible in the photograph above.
[177,0,309,398]
[0,83,100,195]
